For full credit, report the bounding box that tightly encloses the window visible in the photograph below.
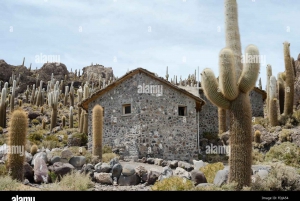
[178,106,187,116]
[122,104,131,115]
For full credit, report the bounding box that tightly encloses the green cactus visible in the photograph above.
[283,41,294,116]
[35,80,43,107]
[92,104,103,161]
[0,88,7,128]
[30,144,38,156]
[69,106,73,128]
[201,1,260,189]
[277,73,285,114]
[10,80,16,113]
[7,108,28,181]
[269,76,278,126]
[64,86,69,106]
[69,82,74,107]
[48,88,59,132]
[218,108,226,134]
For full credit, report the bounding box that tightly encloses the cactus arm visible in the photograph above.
[238,45,260,93]
[201,68,231,110]
[218,48,239,100]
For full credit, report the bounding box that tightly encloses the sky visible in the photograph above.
[0,0,299,91]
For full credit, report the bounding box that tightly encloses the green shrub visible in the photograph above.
[31,119,40,126]
[48,171,58,183]
[279,129,292,142]
[200,162,224,183]
[0,126,3,134]
[252,117,268,128]
[102,153,119,163]
[0,175,20,190]
[72,133,88,146]
[42,171,94,191]
[103,144,113,154]
[265,142,300,168]
[251,162,300,191]
[252,148,265,164]
[0,164,7,176]
[151,176,195,191]
[28,131,44,145]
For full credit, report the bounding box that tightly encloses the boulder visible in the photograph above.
[213,169,229,187]
[94,172,113,185]
[122,164,135,176]
[33,157,49,183]
[118,173,141,186]
[190,170,207,185]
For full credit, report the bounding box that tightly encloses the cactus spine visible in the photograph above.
[0,88,7,128]
[69,106,73,128]
[283,41,294,116]
[7,108,28,181]
[269,76,278,126]
[92,104,103,161]
[201,0,259,189]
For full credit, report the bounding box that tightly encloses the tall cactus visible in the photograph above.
[36,80,43,107]
[64,86,69,106]
[7,108,28,181]
[277,73,285,114]
[269,76,278,126]
[77,86,83,131]
[69,82,74,107]
[201,45,259,190]
[31,84,36,105]
[92,104,103,161]
[0,88,7,128]
[10,80,16,113]
[283,41,294,116]
[218,108,226,134]
[48,89,59,131]
[266,64,272,117]
[69,106,73,128]
[201,0,260,189]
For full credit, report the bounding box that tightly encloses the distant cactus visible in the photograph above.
[25,89,29,103]
[92,104,103,161]
[7,108,28,181]
[283,41,294,116]
[18,99,22,107]
[30,144,38,156]
[10,80,16,113]
[266,64,272,117]
[277,73,285,114]
[62,116,66,128]
[42,118,46,129]
[40,106,44,114]
[36,80,43,107]
[48,88,59,131]
[79,110,84,133]
[0,88,7,128]
[69,82,74,107]
[64,86,69,106]
[269,76,278,126]
[30,84,36,105]
[254,130,261,143]
[69,106,73,128]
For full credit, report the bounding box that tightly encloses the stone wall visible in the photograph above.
[87,72,199,162]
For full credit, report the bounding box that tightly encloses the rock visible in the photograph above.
[193,160,206,171]
[67,135,81,147]
[154,158,163,166]
[109,157,119,168]
[158,166,173,181]
[196,183,214,188]
[37,62,69,85]
[140,157,147,163]
[33,157,49,183]
[81,64,114,84]
[251,165,271,175]
[135,166,148,183]
[94,172,113,185]
[169,160,178,169]
[257,169,269,180]
[61,149,73,159]
[122,164,135,176]
[146,158,155,164]
[69,156,86,169]
[28,112,41,120]
[147,169,161,185]
[174,167,191,179]
[95,163,111,173]
[25,151,33,164]
[80,163,94,176]
[112,163,122,179]
[220,131,230,145]
[118,173,141,186]
[23,162,34,182]
[49,156,61,165]
[31,152,48,166]
[213,169,229,187]
[0,144,7,159]
[161,160,170,167]
[51,162,74,177]
[178,161,194,172]
[190,170,207,185]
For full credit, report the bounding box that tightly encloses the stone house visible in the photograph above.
[79,68,206,162]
